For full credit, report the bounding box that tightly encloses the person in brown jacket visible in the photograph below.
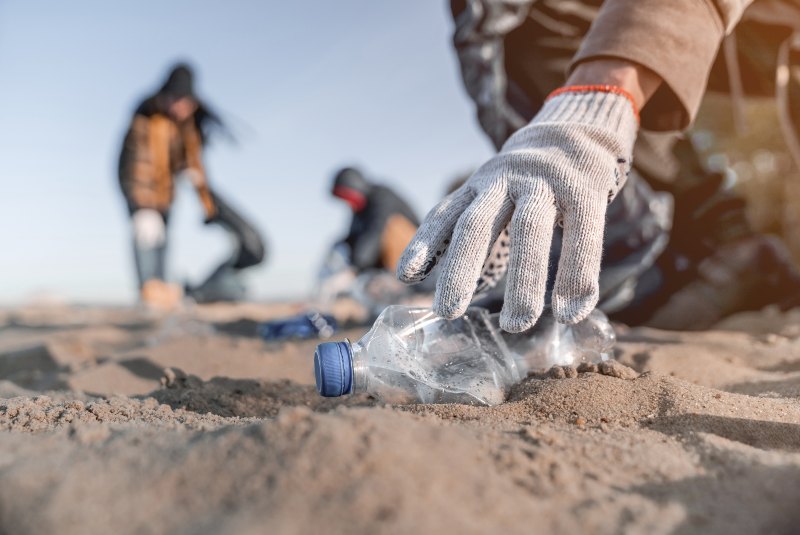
[118,64,226,308]
[398,0,800,331]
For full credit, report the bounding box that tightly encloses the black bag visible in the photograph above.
[186,189,267,303]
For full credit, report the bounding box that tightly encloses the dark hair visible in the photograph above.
[192,101,229,145]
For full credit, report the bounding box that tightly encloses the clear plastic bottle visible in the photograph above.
[314,305,615,406]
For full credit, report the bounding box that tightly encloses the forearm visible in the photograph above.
[570,0,748,131]
[566,59,662,112]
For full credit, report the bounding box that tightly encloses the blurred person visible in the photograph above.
[118,63,265,309]
[310,167,437,323]
[397,0,800,331]
[331,167,419,275]
[260,167,421,339]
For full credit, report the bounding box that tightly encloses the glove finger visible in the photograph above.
[397,187,474,283]
[434,186,513,319]
[474,222,512,296]
[499,186,557,333]
[552,196,608,324]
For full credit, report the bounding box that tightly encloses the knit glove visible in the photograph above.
[397,87,639,332]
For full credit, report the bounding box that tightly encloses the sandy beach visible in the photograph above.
[0,302,798,534]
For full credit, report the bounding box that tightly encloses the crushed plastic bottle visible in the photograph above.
[497,308,616,371]
[314,305,615,406]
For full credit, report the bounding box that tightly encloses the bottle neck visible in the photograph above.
[350,340,368,394]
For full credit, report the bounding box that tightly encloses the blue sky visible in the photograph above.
[0,1,494,304]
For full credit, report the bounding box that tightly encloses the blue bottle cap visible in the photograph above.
[314,341,353,397]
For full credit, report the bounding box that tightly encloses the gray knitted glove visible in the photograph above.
[397,88,639,332]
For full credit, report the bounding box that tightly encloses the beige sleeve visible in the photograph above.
[716,0,755,31]
[571,0,755,131]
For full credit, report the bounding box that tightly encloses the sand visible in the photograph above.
[0,302,799,534]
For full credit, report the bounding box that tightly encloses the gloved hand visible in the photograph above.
[132,209,166,249]
[397,87,639,332]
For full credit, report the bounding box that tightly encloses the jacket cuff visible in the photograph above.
[571,0,725,131]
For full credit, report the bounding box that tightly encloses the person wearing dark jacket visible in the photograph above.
[331,167,419,274]
[118,63,265,308]
[397,0,800,332]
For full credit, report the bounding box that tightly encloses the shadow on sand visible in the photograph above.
[148,368,378,418]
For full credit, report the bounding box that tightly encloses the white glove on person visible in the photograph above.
[397,87,639,332]
[132,209,167,249]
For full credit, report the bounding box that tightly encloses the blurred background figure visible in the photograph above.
[260,167,423,341]
[301,167,430,331]
[118,63,265,310]
[331,167,419,275]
